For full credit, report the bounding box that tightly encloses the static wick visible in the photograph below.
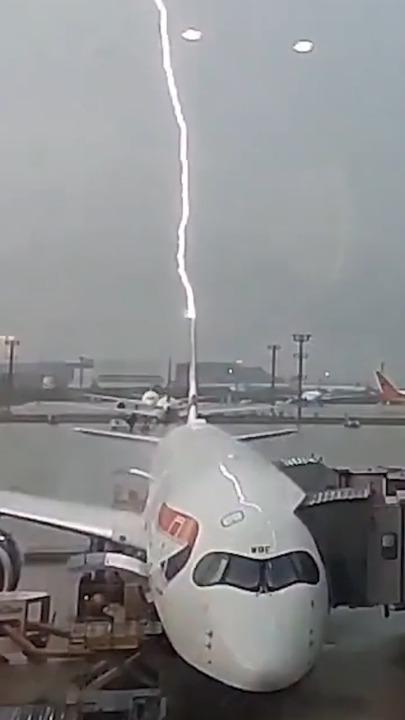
[153,0,196,321]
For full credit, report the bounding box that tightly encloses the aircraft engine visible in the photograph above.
[0,530,22,591]
[142,390,159,407]
[156,395,170,410]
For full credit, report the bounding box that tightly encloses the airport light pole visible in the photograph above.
[1,336,20,409]
[287,42,313,415]
[78,356,86,389]
[267,344,281,391]
[6,336,19,394]
[292,333,311,422]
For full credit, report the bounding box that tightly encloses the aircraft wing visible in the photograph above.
[84,394,166,420]
[200,404,274,418]
[236,428,298,442]
[74,428,160,443]
[0,490,147,551]
[84,393,141,405]
[127,407,165,419]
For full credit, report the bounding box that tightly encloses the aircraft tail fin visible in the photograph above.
[166,357,172,401]
[187,317,199,424]
[375,370,405,402]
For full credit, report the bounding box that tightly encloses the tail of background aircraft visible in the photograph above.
[375,370,405,403]
[187,318,199,423]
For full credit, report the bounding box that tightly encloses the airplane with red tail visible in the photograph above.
[375,370,405,404]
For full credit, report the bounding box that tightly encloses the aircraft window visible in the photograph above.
[163,545,192,581]
[193,552,229,586]
[193,551,319,592]
[266,552,319,590]
[293,551,320,584]
[266,556,298,590]
[223,555,261,591]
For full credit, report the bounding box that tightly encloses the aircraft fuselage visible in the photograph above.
[142,422,328,692]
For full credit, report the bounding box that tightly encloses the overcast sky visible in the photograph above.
[0,0,404,381]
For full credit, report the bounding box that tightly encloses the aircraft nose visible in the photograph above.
[208,592,319,692]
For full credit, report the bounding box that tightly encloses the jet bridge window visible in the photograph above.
[193,551,319,592]
[381,532,398,561]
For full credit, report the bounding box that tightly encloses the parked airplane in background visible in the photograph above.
[85,387,191,431]
[287,389,335,405]
[86,388,181,412]
[375,370,405,404]
[85,357,188,419]
[88,389,283,432]
[302,389,324,404]
[287,385,373,407]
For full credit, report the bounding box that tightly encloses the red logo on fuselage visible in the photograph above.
[158,503,199,548]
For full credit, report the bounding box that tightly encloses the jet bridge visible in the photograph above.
[279,458,405,611]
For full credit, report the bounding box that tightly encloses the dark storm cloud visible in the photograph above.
[0,0,404,382]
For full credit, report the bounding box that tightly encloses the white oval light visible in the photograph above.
[182,28,202,42]
[292,39,314,54]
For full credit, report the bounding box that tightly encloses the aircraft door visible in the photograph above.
[367,503,402,606]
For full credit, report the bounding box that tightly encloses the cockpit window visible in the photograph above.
[163,545,192,581]
[265,552,319,590]
[194,551,229,585]
[222,554,261,591]
[193,551,319,592]
[265,555,298,591]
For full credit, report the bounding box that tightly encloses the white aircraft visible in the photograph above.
[302,390,323,403]
[287,389,356,405]
[285,389,324,405]
[86,388,182,413]
[0,336,329,694]
[87,360,281,423]
[88,387,281,430]
[0,422,327,691]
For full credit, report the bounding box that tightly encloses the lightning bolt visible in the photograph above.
[219,464,262,513]
[153,0,198,408]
